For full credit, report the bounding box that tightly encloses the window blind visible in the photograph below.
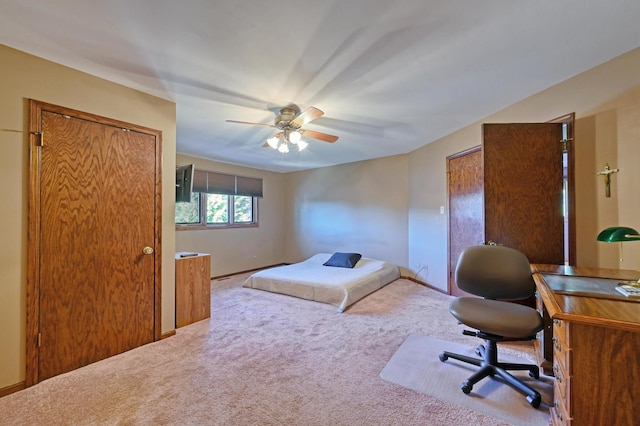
[192,170,263,197]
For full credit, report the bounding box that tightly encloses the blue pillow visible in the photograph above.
[323,252,362,268]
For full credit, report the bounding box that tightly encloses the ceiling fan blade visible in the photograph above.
[290,107,324,127]
[225,120,275,128]
[301,129,339,143]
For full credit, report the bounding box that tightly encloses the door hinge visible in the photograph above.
[37,332,42,347]
[31,131,43,147]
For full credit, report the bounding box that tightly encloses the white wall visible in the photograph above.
[175,154,287,277]
[284,155,409,271]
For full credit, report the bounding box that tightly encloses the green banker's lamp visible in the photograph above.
[597,226,640,284]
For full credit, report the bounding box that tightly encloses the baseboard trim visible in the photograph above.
[161,330,176,339]
[401,275,448,294]
[0,381,26,398]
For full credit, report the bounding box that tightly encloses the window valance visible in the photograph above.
[192,170,263,197]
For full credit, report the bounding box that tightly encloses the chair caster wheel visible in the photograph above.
[439,353,448,362]
[526,394,541,408]
[461,381,472,394]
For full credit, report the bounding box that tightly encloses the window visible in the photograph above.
[175,169,262,229]
[176,192,258,228]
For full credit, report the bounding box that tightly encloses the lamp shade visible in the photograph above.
[596,226,640,242]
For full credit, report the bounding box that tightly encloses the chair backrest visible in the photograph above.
[455,245,535,300]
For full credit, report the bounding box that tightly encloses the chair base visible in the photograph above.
[439,339,542,408]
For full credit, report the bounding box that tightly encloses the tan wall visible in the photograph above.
[0,45,177,389]
[283,155,409,272]
[577,85,640,270]
[175,154,286,276]
[408,47,640,291]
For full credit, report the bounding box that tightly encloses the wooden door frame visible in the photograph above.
[26,100,163,386]
[548,112,576,266]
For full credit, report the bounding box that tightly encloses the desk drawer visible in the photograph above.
[553,360,571,409]
[552,319,572,375]
[552,389,572,426]
[553,318,570,346]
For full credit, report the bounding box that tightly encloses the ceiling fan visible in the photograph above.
[226,104,339,153]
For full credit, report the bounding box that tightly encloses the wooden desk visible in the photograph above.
[175,252,211,328]
[532,265,640,426]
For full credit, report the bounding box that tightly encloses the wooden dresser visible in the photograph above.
[175,252,211,328]
[532,265,640,426]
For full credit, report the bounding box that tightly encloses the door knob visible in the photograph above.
[143,246,154,255]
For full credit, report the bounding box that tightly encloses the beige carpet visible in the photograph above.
[380,334,553,426]
[0,273,549,425]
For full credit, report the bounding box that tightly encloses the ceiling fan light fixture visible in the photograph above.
[289,130,301,144]
[227,104,338,152]
[266,136,279,149]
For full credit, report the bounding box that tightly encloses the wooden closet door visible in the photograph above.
[483,123,564,265]
[27,101,162,383]
[447,147,484,296]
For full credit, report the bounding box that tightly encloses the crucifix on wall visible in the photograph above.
[596,163,619,198]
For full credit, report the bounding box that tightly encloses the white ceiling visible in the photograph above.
[2,1,639,172]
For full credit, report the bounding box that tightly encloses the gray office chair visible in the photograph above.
[439,245,544,408]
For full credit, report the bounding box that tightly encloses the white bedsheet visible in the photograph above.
[243,253,400,312]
